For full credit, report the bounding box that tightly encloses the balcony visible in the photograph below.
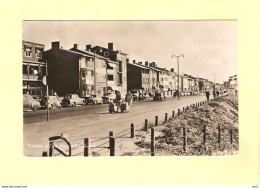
[23,74,40,81]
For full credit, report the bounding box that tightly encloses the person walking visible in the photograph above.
[205,90,210,103]
[213,90,216,98]
[216,90,219,98]
[115,91,122,112]
[125,91,133,106]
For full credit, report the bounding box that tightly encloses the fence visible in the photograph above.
[42,97,238,157]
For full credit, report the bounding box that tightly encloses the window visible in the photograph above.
[82,71,86,78]
[35,47,43,58]
[24,45,32,57]
[82,85,86,91]
[108,75,114,81]
[91,85,94,90]
[91,71,94,76]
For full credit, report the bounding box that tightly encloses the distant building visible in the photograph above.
[127,60,150,93]
[22,40,46,98]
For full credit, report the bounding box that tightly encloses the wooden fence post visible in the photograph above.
[131,123,135,138]
[178,109,180,116]
[165,113,168,122]
[172,111,175,119]
[49,141,54,157]
[84,138,89,157]
[109,137,115,156]
[109,131,113,137]
[230,129,233,144]
[155,116,158,126]
[218,126,221,144]
[203,125,206,144]
[144,119,148,131]
[42,151,48,157]
[151,128,155,156]
[182,127,186,153]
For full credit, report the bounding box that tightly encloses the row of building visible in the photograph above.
[23,40,223,99]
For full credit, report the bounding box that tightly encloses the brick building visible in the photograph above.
[22,40,46,98]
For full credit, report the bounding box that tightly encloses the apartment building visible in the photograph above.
[90,43,128,95]
[127,60,150,93]
[22,40,46,98]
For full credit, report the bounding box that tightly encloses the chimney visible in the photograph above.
[145,61,149,66]
[171,68,174,72]
[52,41,60,49]
[133,60,136,64]
[138,62,142,65]
[86,44,91,51]
[108,43,113,50]
[152,62,156,67]
[74,44,78,49]
[149,63,153,67]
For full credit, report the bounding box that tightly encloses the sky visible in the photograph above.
[23,21,237,83]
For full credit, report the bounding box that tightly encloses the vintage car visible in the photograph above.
[23,94,41,111]
[88,94,103,105]
[40,96,62,109]
[102,93,116,104]
[62,94,85,107]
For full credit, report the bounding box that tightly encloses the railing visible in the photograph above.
[23,74,39,80]
[42,96,238,157]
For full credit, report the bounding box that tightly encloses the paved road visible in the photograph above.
[23,95,208,156]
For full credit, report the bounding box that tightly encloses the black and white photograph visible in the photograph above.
[23,20,238,157]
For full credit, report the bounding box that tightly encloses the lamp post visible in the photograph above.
[93,50,96,94]
[172,54,184,100]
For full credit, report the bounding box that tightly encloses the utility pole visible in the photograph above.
[45,60,49,122]
[172,54,184,100]
[94,50,96,94]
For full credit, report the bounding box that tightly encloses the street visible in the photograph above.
[24,95,208,156]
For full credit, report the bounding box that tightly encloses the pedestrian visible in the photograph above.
[115,91,122,112]
[216,90,219,98]
[213,90,216,98]
[125,91,133,106]
[205,90,210,103]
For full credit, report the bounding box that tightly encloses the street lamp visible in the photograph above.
[172,54,184,100]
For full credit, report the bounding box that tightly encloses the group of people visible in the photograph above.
[205,90,220,103]
[113,91,133,113]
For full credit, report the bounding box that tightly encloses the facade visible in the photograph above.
[181,74,189,93]
[90,43,128,95]
[167,68,178,96]
[43,41,92,97]
[70,44,111,96]
[127,61,150,92]
[229,75,238,90]
[22,40,46,98]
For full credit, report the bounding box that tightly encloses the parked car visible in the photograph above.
[62,94,85,107]
[102,93,116,104]
[23,94,41,111]
[40,96,62,109]
[131,89,144,101]
[88,94,103,105]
